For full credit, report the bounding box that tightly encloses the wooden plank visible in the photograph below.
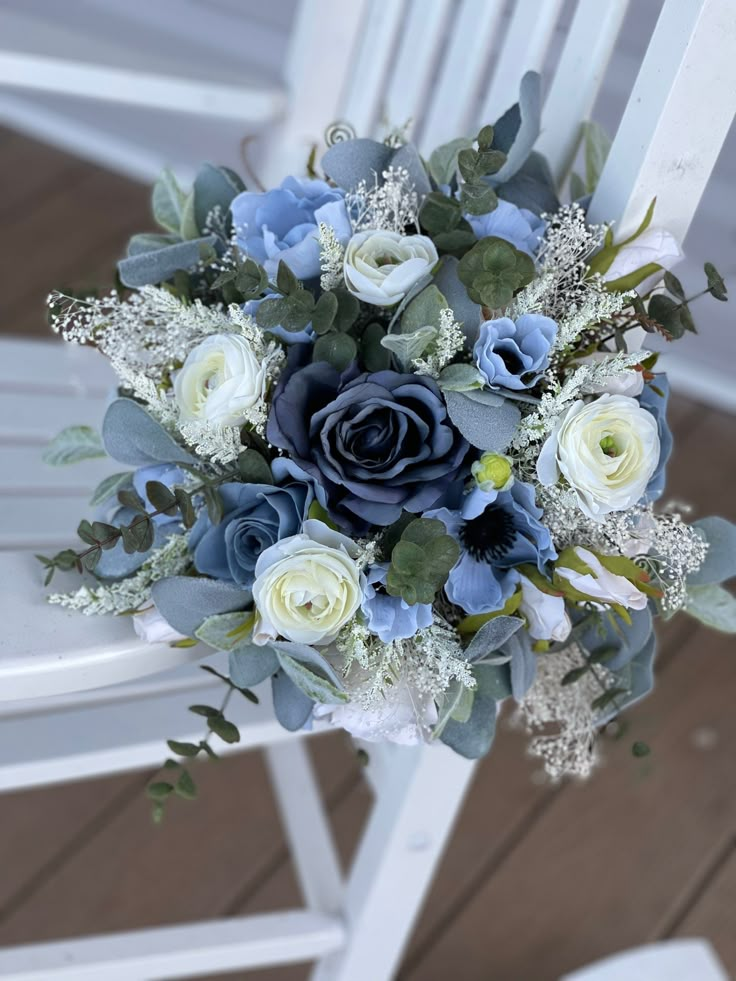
[400,626,736,980]
[0,128,86,223]
[0,338,114,394]
[671,843,736,973]
[0,446,114,495]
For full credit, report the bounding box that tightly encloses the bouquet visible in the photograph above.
[40,73,736,816]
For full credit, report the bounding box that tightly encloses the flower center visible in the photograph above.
[599,434,620,457]
[461,504,517,563]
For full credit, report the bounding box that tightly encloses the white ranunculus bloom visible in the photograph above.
[252,520,364,647]
[603,227,682,294]
[133,606,188,645]
[343,229,438,307]
[578,352,645,397]
[174,333,267,426]
[518,575,571,642]
[313,671,438,745]
[537,394,660,521]
[556,547,648,610]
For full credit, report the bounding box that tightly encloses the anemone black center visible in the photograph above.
[461,504,517,563]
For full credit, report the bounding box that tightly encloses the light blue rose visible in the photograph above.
[465,199,546,256]
[361,564,434,643]
[230,177,352,280]
[474,314,557,391]
[639,374,673,502]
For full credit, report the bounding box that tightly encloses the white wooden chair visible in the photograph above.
[1,1,735,978]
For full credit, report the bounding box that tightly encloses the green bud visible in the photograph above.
[471,452,513,491]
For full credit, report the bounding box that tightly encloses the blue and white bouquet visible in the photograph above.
[41,74,735,811]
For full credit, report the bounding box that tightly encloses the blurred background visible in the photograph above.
[0,1,733,978]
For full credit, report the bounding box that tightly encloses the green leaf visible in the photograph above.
[401,517,446,549]
[561,665,590,686]
[89,471,133,506]
[583,120,612,194]
[174,487,196,528]
[333,290,361,332]
[145,480,177,514]
[237,449,273,485]
[235,258,269,298]
[118,488,147,512]
[604,261,662,294]
[428,136,474,185]
[255,297,288,329]
[432,678,475,740]
[419,191,464,235]
[42,426,105,466]
[167,740,200,758]
[278,292,316,332]
[460,181,498,217]
[312,332,357,371]
[663,270,686,300]
[175,769,198,800]
[147,781,174,801]
[204,486,224,525]
[569,171,586,201]
[121,517,154,553]
[591,688,628,711]
[189,704,220,718]
[152,168,186,235]
[438,364,485,392]
[401,284,448,333]
[179,190,199,240]
[207,713,241,744]
[380,325,437,370]
[311,292,339,335]
[457,236,535,308]
[648,293,685,339]
[195,612,254,651]
[360,322,392,372]
[704,261,728,301]
[276,651,349,704]
[276,260,300,296]
[685,583,736,633]
[632,741,651,758]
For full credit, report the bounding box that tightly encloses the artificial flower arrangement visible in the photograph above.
[40,73,736,816]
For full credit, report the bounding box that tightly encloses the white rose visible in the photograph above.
[578,352,645,397]
[252,519,364,646]
[133,606,188,645]
[537,394,659,520]
[556,547,648,610]
[174,333,266,426]
[518,576,571,642]
[312,669,438,745]
[603,227,682,294]
[343,229,438,307]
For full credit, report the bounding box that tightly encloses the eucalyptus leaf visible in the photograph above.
[237,449,273,485]
[685,584,736,633]
[89,471,133,506]
[313,332,357,371]
[152,167,186,235]
[688,516,736,586]
[428,137,474,185]
[43,426,105,466]
[380,325,437,369]
[438,363,485,392]
[400,284,448,333]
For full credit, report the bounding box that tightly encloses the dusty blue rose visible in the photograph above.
[427,481,556,614]
[639,374,673,502]
[230,177,351,280]
[267,364,469,532]
[361,564,433,642]
[189,459,313,588]
[465,199,546,256]
[474,314,557,391]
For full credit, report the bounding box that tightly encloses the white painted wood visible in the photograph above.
[340,0,408,137]
[265,741,344,914]
[562,939,729,981]
[589,0,736,240]
[0,497,102,549]
[0,446,114,495]
[0,910,345,980]
[0,338,114,394]
[0,389,108,444]
[477,0,565,124]
[311,743,476,981]
[538,0,631,184]
[418,0,505,153]
[382,0,452,135]
[0,670,303,791]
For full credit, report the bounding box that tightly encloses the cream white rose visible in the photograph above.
[133,606,188,645]
[174,333,266,426]
[603,227,682,294]
[537,394,660,520]
[343,229,438,307]
[556,547,648,610]
[518,576,571,643]
[252,519,364,646]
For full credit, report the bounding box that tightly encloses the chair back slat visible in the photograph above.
[476,0,564,125]
[589,0,736,237]
[382,0,454,134]
[418,0,506,153]
[537,0,630,185]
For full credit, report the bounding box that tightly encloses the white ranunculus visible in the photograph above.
[578,352,645,397]
[174,333,267,426]
[518,576,571,642]
[343,229,438,307]
[133,606,188,645]
[252,519,364,647]
[312,670,438,745]
[537,394,660,521]
[556,547,648,610]
[603,227,682,294]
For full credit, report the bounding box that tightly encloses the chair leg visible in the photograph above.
[310,743,476,981]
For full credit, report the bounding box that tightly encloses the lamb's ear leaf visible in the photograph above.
[321,138,393,191]
[151,577,249,638]
[489,71,542,184]
[271,670,314,731]
[229,645,279,687]
[688,516,736,586]
[118,236,218,287]
[464,615,523,661]
[685,584,736,633]
[443,390,521,453]
[440,664,498,759]
[102,399,194,468]
[193,162,245,235]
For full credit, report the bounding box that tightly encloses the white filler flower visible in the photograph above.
[556,547,648,610]
[537,394,659,520]
[343,229,438,306]
[252,520,364,646]
[174,333,267,426]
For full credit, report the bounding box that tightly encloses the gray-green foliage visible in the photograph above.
[685,583,736,633]
[43,426,106,466]
[385,517,460,606]
[457,236,535,308]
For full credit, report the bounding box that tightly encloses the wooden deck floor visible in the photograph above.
[0,128,734,980]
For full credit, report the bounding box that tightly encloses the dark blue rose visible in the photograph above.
[267,365,469,532]
[189,459,313,588]
[639,374,672,502]
[427,481,556,614]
